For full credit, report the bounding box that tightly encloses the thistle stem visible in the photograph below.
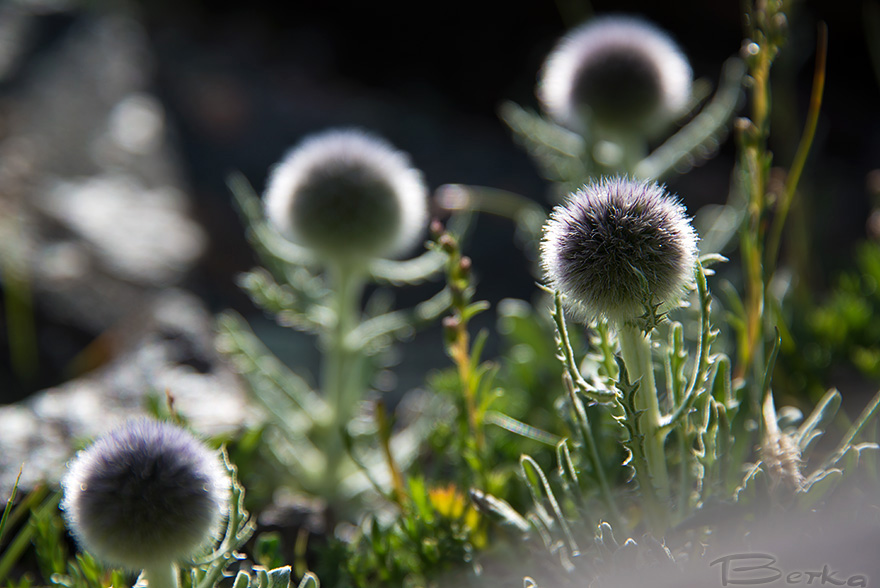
[325,260,366,414]
[617,323,670,507]
[320,259,366,490]
[142,563,178,588]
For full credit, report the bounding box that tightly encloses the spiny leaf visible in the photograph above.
[468,488,531,535]
[484,411,562,446]
[520,455,580,557]
[797,469,843,509]
[794,388,841,456]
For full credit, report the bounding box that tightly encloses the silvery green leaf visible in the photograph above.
[823,390,880,470]
[232,571,251,588]
[367,249,447,285]
[296,573,320,588]
[634,56,746,181]
[830,442,880,477]
[254,567,270,588]
[498,101,590,190]
[595,521,620,553]
[734,463,764,503]
[793,388,841,455]
[265,566,291,588]
[469,488,531,535]
[797,469,843,509]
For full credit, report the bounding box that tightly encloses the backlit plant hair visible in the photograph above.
[538,15,692,137]
[61,419,229,588]
[540,176,698,326]
[263,128,428,262]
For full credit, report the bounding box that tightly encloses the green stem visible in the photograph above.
[569,386,624,529]
[550,293,622,525]
[765,22,827,279]
[142,563,178,588]
[325,260,365,413]
[617,323,670,505]
[677,429,691,516]
[320,259,366,491]
[618,401,665,535]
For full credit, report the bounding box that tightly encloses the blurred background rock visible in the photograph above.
[0,0,876,492]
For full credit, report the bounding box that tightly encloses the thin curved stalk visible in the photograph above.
[765,22,827,277]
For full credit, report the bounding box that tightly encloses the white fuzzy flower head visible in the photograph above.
[541,177,698,325]
[60,419,229,571]
[264,128,429,262]
[538,15,692,135]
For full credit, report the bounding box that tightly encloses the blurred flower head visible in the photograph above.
[61,419,229,570]
[541,176,698,324]
[538,15,692,135]
[264,128,428,262]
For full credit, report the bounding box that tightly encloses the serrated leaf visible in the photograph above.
[794,388,841,456]
[834,442,880,478]
[595,521,620,553]
[367,249,447,285]
[346,287,452,353]
[710,356,733,405]
[498,101,589,188]
[468,488,531,535]
[265,566,292,588]
[484,411,562,446]
[296,573,320,588]
[634,56,746,181]
[734,463,764,503]
[797,469,843,509]
[232,571,251,588]
[216,311,328,426]
[825,391,880,470]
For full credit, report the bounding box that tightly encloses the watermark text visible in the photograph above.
[710,553,868,587]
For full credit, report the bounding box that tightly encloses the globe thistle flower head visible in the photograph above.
[264,128,429,261]
[60,419,229,570]
[541,177,698,325]
[538,15,692,135]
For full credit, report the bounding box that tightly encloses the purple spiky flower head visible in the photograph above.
[538,15,692,135]
[541,176,698,324]
[264,128,429,261]
[60,419,229,570]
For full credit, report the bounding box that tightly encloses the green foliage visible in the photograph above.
[342,478,485,588]
[217,175,456,513]
[800,240,880,380]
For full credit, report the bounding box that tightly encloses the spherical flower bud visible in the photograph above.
[60,419,229,571]
[264,128,429,261]
[537,15,692,135]
[540,176,698,324]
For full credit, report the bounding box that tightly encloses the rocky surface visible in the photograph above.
[0,7,249,494]
[0,288,252,495]
[0,11,206,333]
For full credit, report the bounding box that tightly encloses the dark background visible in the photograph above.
[2,0,878,400]
[129,0,878,308]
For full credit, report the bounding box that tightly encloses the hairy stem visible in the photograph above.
[618,323,670,507]
[320,259,367,490]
